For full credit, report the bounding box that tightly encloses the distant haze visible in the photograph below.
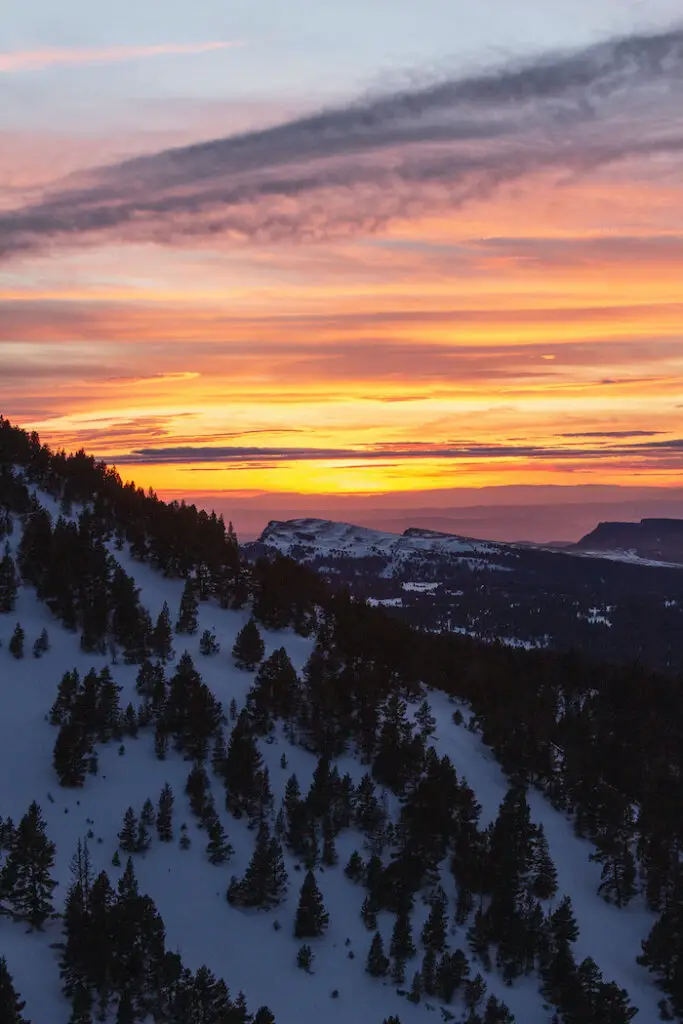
[169,486,683,544]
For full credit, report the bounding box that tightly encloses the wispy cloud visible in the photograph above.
[0,25,681,260]
[111,438,683,467]
[0,42,240,74]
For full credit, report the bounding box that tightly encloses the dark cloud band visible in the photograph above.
[0,25,681,258]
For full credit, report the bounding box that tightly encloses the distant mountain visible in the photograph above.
[575,518,683,565]
[247,517,683,673]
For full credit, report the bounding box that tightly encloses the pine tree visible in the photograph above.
[463,972,488,1016]
[360,893,378,930]
[0,957,30,1024]
[175,580,198,635]
[0,544,18,613]
[154,721,168,760]
[390,910,416,963]
[118,807,138,854]
[53,721,90,787]
[294,870,329,938]
[8,623,24,659]
[232,618,265,670]
[140,797,156,829]
[151,601,174,662]
[68,982,94,1024]
[345,850,365,883]
[421,947,437,997]
[199,628,220,656]
[366,931,389,977]
[297,944,314,973]
[206,818,234,865]
[532,824,558,903]
[122,702,138,737]
[421,887,448,953]
[50,669,80,725]
[32,628,50,658]
[1,801,58,929]
[414,699,436,738]
[321,815,338,867]
[227,821,288,909]
[483,994,516,1023]
[157,783,174,842]
[407,971,422,1003]
[186,763,211,820]
[135,818,151,854]
[391,952,406,985]
[253,1008,277,1024]
[436,949,470,1003]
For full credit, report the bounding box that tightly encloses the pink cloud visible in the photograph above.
[0,41,240,74]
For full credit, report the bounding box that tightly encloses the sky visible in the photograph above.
[1,1,683,540]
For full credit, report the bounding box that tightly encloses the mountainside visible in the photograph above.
[247,518,683,674]
[576,518,683,565]
[1,417,683,1024]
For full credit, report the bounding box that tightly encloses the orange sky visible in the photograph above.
[1,29,682,511]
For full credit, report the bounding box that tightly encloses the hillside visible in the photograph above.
[246,517,683,673]
[1,417,682,1024]
[576,518,683,565]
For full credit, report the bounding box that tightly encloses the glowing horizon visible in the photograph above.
[1,8,682,513]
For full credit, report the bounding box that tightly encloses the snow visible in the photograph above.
[257,518,511,574]
[573,548,683,569]
[0,498,661,1023]
[401,582,440,593]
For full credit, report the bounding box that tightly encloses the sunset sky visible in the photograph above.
[1,2,682,539]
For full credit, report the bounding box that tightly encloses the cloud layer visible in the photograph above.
[1,25,681,259]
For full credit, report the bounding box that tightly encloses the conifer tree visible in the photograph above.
[294,870,329,938]
[407,971,422,1003]
[185,763,211,819]
[32,628,50,658]
[227,821,287,910]
[436,949,470,1003]
[175,580,198,635]
[118,807,138,854]
[361,893,378,930]
[321,815,338,867]
[345,850,365,883]
[421,947,437,997]
[211,729,227,776]
[414,699,436,738]
[391,952,406,985]
[0,544,18,613]
[253,1008,276,1024]
[0,957,30,1024]
[135,818,151,854]
[421,887,448,953]
[156,783,174,842]
[151,601,174,662]
[199,628,220,656]
[390,910,416,964]
[8,623,24,658]
[53,721,90,787]
[532,824,558,903]
[50,669,80,725]
[366,931,389,977]
[154,721,168,760]
[206,818,234,865]
[297,945,314,973]
[68,982,94,1024]
[1,801,58,929]
[232,618,265,670]
[140,797,156,829]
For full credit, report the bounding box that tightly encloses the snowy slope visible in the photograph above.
[0,498,661,1023]
[254,518,514,573]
